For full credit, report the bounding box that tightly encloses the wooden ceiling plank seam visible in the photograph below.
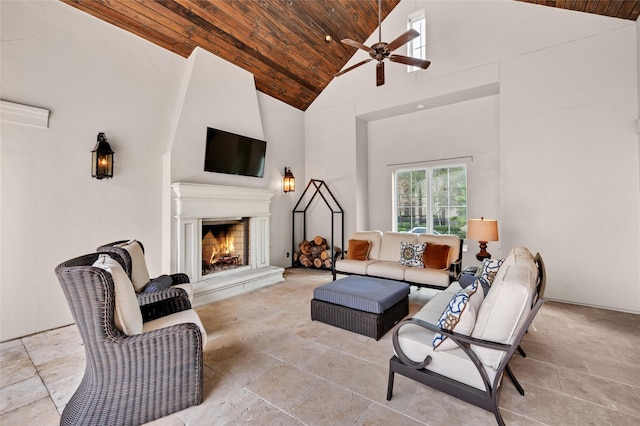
[594,1,610,14]
[205,0,338,81]
[618,0,639,19]
[630,2,640,20]
[156,0,322,95]
[61,0,189,55]
[584,0,602,14]
[100,0,202,54]
[126,0,206,41]
[239,0,356,77]
[604,1,624,17]
[297,1,373,51]
[573,1,588,12]
[296,0,399,74]
[173,0,329,88]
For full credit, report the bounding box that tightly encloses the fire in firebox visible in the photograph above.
[201,219,248,276]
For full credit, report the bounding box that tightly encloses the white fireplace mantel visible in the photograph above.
[172,182,275,219]
[171,182,283,306]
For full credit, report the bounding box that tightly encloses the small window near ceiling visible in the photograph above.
[407,12,426,73]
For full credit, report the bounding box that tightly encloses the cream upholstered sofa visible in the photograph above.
[387,246,545,426]
[333,231,462,289]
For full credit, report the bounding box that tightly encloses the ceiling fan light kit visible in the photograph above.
[335,0,431,86]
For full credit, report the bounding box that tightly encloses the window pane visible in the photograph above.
[407,15,426,72]
[394,165,466,238]
[396,169,426,232]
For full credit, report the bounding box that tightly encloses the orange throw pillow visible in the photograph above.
[346,239,371,261]
[423,243,451,269]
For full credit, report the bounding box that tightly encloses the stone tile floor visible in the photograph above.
[1,268,640,425]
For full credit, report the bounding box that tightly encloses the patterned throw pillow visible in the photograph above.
[433,280,485,351]
[398,241,427,267]
[480,258,504,284]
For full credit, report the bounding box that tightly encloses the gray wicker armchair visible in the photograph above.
[97,239,193,311]
[55,253,204,426]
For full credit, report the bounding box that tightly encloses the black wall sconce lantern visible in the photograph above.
[91,132,114,179]
[283,167,295,193]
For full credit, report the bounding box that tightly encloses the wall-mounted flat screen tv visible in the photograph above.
[203,127,266,178]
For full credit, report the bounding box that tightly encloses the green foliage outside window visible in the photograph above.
[395,165,467,238]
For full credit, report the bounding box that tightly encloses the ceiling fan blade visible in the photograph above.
[376,61,385,87]
[385,29,420,53]
[340,39,374,54]
[334,58,373,77]
[389,54,431,69]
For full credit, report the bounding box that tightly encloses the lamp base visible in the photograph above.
[475,241,491,262]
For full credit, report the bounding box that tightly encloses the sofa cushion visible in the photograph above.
[346,239,372,261]
[366,260,408,281]
[395,283,498,391]
[471,258,537,369]
[93,254,143,335]
[433,280,484,351]
[399,241,426,267]
[143,309,208,348]
[404,267,450,288]
[349,231,383,260]
[379,232,416,262]
[423,243,451,269]
[335,258,379,275]
[116,240,151,292]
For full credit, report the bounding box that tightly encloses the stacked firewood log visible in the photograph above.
[294,235,341,269]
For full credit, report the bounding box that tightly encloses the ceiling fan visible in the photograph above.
[335,0,431,86]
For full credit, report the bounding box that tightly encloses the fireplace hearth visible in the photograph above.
[172,182,284,307]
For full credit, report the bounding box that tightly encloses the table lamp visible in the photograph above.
[467,217,499,261]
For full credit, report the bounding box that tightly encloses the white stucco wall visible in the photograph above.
[0,0,183,340]
[306,0,640,313]
[0,0,305,341]
[500,25,639,311]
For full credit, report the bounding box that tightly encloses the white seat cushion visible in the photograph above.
[143,309,208,349]
[366,260,408,281]
[471,248,538,369]
[93,254,143,335]
[335,258,379,275]
[395,284,497,390]
[404,267,450,288]
[117,240,151,292]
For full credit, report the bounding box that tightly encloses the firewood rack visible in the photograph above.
[291,179,344,269]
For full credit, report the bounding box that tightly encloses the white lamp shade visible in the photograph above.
[467,218,498,242]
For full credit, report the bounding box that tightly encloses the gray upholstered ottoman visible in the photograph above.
[311,276,410,340]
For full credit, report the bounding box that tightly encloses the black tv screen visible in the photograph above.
[203,127,266,178]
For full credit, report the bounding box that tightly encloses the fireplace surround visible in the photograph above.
[172,182,284,306]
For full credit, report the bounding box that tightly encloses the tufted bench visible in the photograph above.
[311,275,410,340]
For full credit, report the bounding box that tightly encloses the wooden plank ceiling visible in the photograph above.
[62,0,640,111]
